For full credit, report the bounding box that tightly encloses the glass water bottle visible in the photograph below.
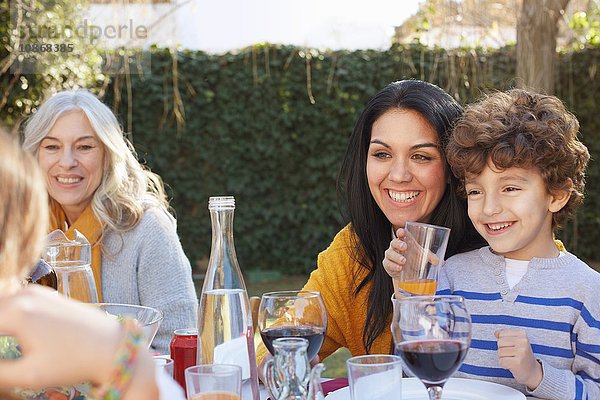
[197,196,259,400]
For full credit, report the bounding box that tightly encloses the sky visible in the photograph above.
[186,0,424,52]
[84,0,425,53]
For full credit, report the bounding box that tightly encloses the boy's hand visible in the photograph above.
[496,329,543,390]
[383,228,407,278]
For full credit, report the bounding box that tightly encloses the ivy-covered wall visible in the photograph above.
[103,44,599,274]
[556,48,600,257]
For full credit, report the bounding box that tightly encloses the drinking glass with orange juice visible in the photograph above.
[393,222,450,297]
[185,364,241,400]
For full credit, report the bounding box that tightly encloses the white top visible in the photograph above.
[504,258,529,289]
[505,252,567,289]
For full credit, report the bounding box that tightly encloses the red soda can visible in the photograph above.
[170,328,198,394]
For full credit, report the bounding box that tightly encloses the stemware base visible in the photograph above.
[425,385,443,400]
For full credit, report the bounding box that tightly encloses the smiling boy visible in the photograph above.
[438,89,600,399]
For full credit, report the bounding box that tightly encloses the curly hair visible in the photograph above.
[447,89,590,229]
[22,90,169,233]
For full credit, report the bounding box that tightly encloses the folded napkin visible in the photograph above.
[321,378,349,396]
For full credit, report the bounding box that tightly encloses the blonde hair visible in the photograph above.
[22,89,169,232]
[0,130,48,291]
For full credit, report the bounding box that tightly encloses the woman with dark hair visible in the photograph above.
[331,79,484,355]
[257,80,484,366]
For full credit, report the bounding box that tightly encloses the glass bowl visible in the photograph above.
[97,303,163,347]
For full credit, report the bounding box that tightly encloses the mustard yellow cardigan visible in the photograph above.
[256,225,566,363]
[257,224,392,363]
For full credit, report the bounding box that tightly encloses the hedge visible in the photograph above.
[99,44,600,274]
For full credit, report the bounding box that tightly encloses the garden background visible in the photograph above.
[2,43,599,276]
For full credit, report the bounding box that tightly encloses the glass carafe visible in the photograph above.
[197,196,259,400]
[264,337,325,400]
[43,229,98,303]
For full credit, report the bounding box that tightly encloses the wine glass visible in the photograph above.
[258,290,327,361]
[43,229,99,303]
[391,295,471,400]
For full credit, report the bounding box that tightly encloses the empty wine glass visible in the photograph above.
[43,229,98,303]
[258,290,327,361]
[391,295,471,400]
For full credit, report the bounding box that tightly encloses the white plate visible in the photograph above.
[325,377,526,400]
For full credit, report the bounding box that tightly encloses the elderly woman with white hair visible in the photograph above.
[0,129,184,399]
[22,89,198,353]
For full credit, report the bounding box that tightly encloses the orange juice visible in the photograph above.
[398,279,437,295]
[189,391,240,400]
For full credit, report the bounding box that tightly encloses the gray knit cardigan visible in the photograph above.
[100,207,198,353]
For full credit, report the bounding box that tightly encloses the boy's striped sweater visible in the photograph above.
[438,247,600,400]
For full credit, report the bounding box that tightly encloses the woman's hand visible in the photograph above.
[496,329,543,390]
[383,227,442,277]
[0,286,158,399]
[382,228,407,278]
[0,286,121,388]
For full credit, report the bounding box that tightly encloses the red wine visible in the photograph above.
[260,325,325,360]
[27,259,58,290]
[397,340,466,384]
